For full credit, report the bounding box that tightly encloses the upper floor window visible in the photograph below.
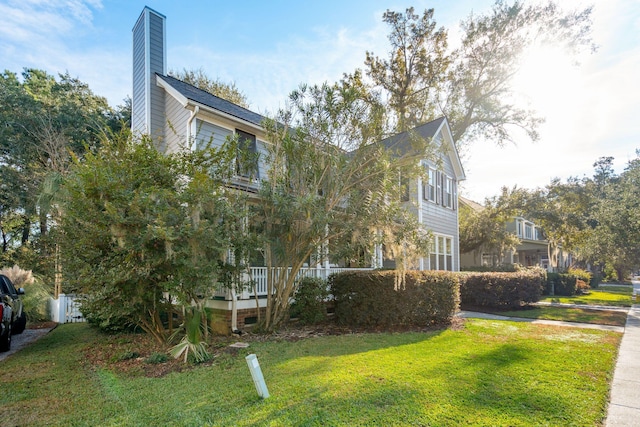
[524,222,533,240]
[423,167,456,210]
[235,129,259,180]
[424,168,436,202]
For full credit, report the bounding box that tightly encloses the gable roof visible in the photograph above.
[156,74,266,127]
[380,117,466,181]
[459,196,485,212]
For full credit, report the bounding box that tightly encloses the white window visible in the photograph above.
[424,168,436,202]
[424,167,455,210]
[524,222,533,240]
[444,176,453,208]
[428,234,454,271]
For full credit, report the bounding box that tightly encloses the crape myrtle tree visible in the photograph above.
[254,82,431,331]
[60,129,249,344]
[361,1,594,144]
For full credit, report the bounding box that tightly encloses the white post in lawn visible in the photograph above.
[245,354,270,398]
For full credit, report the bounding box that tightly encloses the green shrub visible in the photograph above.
[289,277,329,325]
[330,270,459,328]
[546,270,592,296]
[80,287,147,333]
[145,352,169,364]
[460,268,546,309]
[118,351,140,361]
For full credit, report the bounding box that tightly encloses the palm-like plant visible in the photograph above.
[169,307,209,363]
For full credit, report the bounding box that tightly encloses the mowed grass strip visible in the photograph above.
[489,306,627,326]
[540,288,634,307]
[0,322,620,426]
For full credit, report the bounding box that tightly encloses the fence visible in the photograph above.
[50,294,85,323]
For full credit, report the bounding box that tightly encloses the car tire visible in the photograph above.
[13,312,26,335]
[0,322,12,352]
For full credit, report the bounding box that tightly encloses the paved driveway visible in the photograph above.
[0,327,55,362]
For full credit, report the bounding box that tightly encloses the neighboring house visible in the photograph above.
[459,197,569,271]
[131,7,466,329]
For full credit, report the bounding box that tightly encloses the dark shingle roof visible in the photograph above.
[379,117,447,156]
[158,74,266,127]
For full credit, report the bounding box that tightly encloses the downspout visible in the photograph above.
[187,106,200,150]
[231,283,239,333]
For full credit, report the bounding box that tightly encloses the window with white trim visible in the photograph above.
[423,167,455,210]
[428,234,454,271]
[424,167,436,202]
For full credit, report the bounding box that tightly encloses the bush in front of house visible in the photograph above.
[460,268,546,309]
[545,269,592,296]
[289,277,329,325]
[329,270,460,328]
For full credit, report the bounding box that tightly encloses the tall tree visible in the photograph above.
[362,1,594,144]
[525,154,640,280]
[169,68,250,109]
[0,69,113,280]
[364,7,449,132]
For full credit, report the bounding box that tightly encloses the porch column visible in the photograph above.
[323,224,330,269]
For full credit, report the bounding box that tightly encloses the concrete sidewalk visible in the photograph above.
[606,280,640,426]
[458,310,625,332]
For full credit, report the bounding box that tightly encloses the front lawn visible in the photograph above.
[540,288,634,307]
[488,306,628,326]
[0,321,621,426]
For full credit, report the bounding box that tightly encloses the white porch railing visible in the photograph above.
[214,267,373,300]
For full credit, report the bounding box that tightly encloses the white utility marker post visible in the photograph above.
[245,354,270,398]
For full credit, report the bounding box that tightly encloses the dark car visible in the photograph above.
[0,274,26,352]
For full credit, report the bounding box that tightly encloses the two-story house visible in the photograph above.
[459,197,569,271]
[131,7,466,329]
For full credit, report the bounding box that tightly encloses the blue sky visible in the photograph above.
[0,0,638,202]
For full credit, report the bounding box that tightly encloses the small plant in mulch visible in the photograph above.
[118,351,140,361]
[145,352,169,364]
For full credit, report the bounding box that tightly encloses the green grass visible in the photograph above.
[0,322,621,426]
[540,288,634,307]
[489,306,628,326]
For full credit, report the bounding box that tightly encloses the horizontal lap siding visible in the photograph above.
[164,94,190,154]
[256,139,269,179]
[195,121,232,150]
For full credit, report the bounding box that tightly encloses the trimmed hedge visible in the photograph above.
[545,270,592,296]
[330,270,460,328]
[289,277,329,325]
[460,269,546,309]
